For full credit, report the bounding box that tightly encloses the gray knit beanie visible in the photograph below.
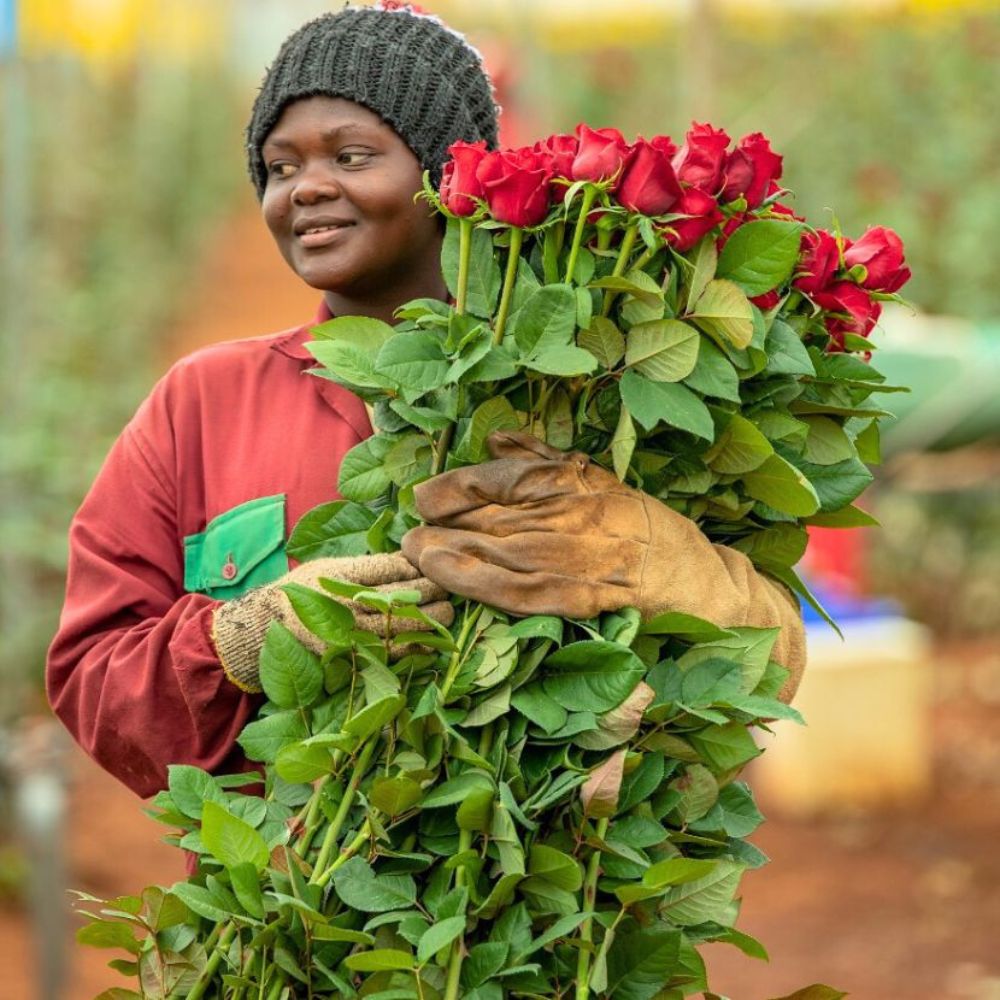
[246,3,500,199]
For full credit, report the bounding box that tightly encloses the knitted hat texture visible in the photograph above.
[246,4,500,198]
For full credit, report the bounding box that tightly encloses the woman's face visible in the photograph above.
[261,96,443,309]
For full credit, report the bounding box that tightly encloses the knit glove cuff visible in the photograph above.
[211,586,281,694]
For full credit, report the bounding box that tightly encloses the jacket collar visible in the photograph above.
[270,300,333,363]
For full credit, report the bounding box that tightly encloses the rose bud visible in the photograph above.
[476,146,552,227]
[794,229,841,296]
[721,132,783,208]
[439,139,488,217]
[662,188,724,252]
[672,121,731,193]
[571,124,629,183]
[813,281,882,349]
[616,136,683,216]
[843,225,912,293]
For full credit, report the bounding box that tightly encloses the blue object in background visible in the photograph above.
[0,0,15,58]
[799,572,902,626]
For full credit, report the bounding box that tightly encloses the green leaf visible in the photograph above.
[370,775,423,816]
[683,337,741,402]
[671,763,718,824]
[513,284,577,357]
[463,346,518,382]
[705,414,773,473]
[200,801,269,871]
[332,857,418,913]
[167,765,227,820]
[590,270,664,307]
[467,396,520,462]
[506,616,564,643]
[606,928,682,1000]
[307,317,397,389]
[338,436,394,501]
[766,987,847,1000]
[456,785,495,832]
[716,219,804,296]
[624,319,700,382]
[389,398,454,433]
[237,710,308,764]
[643,857,719,889]
[689,722,762,772]
[799,456,874,511]
[804,503,879,528]
[542,641,645,712]
[259,622,324,710]
[274,742,334,783]
[280,583,354,644]
[287,500,378,560]
[228,862,265,919]
[714,925,769,961]
[141,886,190,933]
[527,844,583,891]
[343,694,406,740]
[417,915,467,964]
[169,883,232,923]
[743,454,821,516]
[659,860,745,926]
[345,949,417,972]
[765,319,816,376]
[76,920,141,954]
[638,612,735,643]
[377,331,450,400]
[690,782,764,838]
[732,523,808,574]
[422,771,494,808]
[611,406,636,480]
[442,221,501,319]
[579,317,625,369]
[686,235,719,312]
[510,683,568,734]
[462,941,510,988]
[801,416,855,465]
[523,344,599,376]
[691,279,754,349]
[619,370,714,440]
[383,434,433,487]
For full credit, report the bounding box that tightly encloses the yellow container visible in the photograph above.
[752,616,933,816]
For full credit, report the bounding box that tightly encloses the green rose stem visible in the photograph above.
[564,186,598,283]
[492,226,524,345]
[184,922,236,1000]
[574,815,610,1000]
[309,735,378,883]
[443,722,496,1000]
[600,221,640,316]
[455,217,473,316]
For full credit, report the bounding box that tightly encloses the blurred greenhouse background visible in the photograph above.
[1,1,999,998]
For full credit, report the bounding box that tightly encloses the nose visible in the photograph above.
[291,160,343,206]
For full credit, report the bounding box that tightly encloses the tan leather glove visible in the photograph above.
[402,432,805,703]
[211,552,454,694]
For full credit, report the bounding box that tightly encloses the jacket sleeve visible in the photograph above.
[46,408,263,800]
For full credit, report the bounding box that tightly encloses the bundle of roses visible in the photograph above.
[75,122,909,1000]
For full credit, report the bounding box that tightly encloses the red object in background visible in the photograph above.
[804,525,872,599]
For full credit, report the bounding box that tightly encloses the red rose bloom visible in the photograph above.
[439,140,488,217]
[476,146,552,227]
[535,132,578,179]
[616,136,683,216]
[813,281,882,351]
[662,188,724,252]
[750,290,781,310]
[672,122,731,193]
[571,124,628,183]
[794,229,841,296]
[843,225,911,293]
[722,133,783,208]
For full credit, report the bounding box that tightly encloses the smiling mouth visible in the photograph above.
[297,223,353,249]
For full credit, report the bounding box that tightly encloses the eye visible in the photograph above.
[267,161,297,179]
[337,149,375,167]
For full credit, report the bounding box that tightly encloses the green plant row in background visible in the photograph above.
[0,56,243,725]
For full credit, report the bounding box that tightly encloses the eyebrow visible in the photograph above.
[263,123,374,150]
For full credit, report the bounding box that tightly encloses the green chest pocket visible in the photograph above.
[184,494,289,601]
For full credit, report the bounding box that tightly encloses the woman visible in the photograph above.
[46,3,804,803]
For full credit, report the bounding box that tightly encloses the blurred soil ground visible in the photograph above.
[3,205,998,1000]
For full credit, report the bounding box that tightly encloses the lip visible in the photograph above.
[293,215,355,249]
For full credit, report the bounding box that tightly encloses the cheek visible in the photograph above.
[261,189,290,238]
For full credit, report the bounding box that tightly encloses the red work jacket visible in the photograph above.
[46,303,370,799]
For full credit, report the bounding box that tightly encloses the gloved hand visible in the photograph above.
[402,431,805,702]
[212,552,454,694]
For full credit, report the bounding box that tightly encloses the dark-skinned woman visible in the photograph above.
[46,4,805,806]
